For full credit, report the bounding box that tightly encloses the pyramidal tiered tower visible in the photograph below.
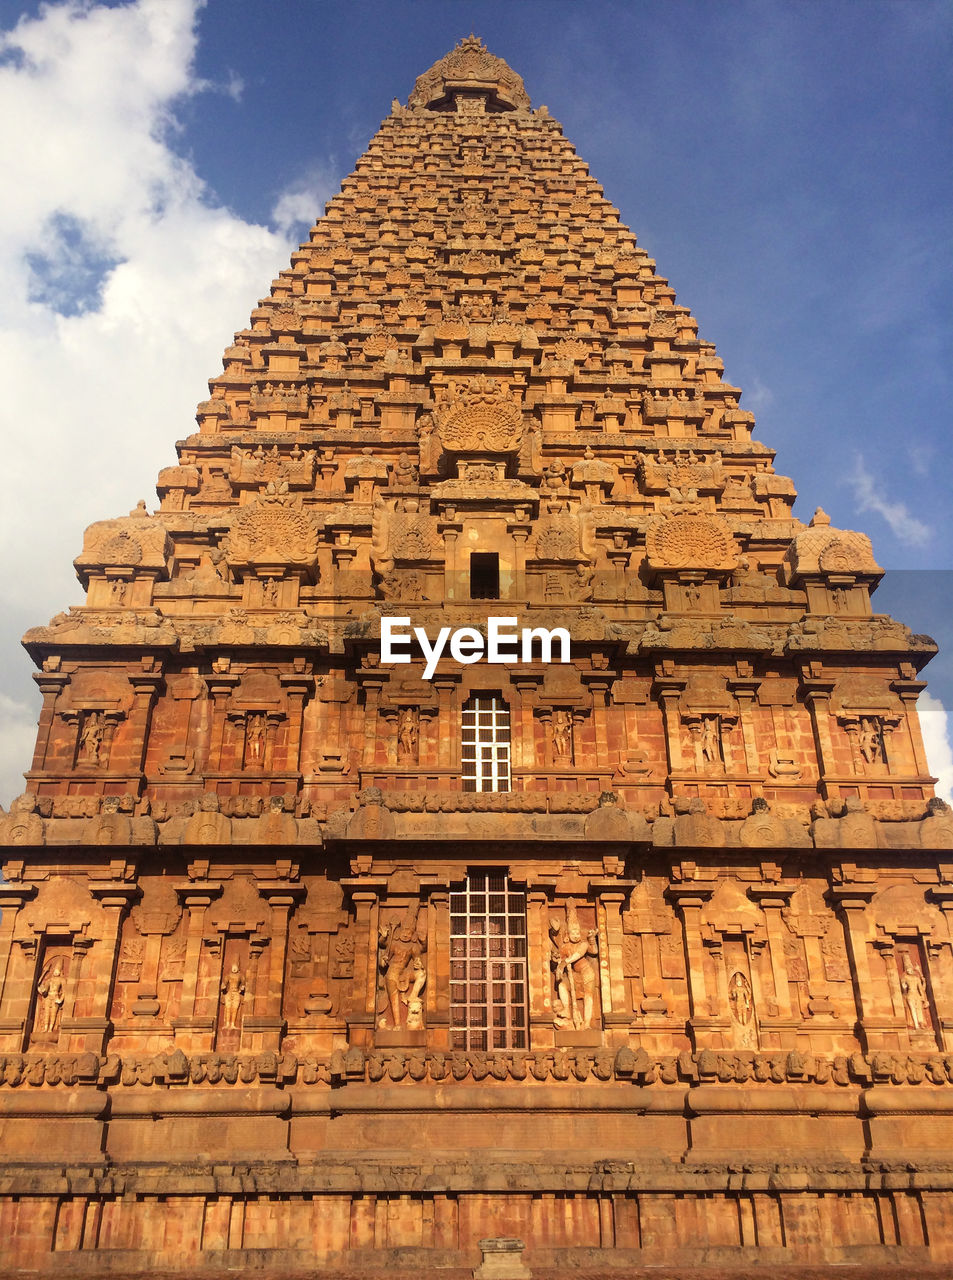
[2,38,952,1277]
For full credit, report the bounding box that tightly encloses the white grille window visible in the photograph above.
[461,693,510,793]
[450,871,528,1051]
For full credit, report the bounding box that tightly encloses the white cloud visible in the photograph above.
[742,374,774,414]
[919,690,953,805]
[0,0,334,796]
[271,167,337,239]
[849,455,931,547]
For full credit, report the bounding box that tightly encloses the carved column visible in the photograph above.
[75,881,141,1052]
[247,882,305,1050]
[730,676,762,779]
[172,881,223,1047]
[30,670,68,773]
[593,887,628,1031]
[359,673,387,772]
[829,882,877,1051]
[207,673,240,772]
[279,666,315,776]
[526,889,555,1048]
[346,888,382,1045]
[585,676,612,771]
[802,672,837,793]
[893,674,931,779]
[748,884,797,1031]
[127,666,163,777]
[423,887,450,1043]
[654,674,686,776]
[57,935,93,1051]
[928,885,953,1051]
[0,884,37,1047]
[512,678,538,773]
[666,880,716,1047]
[433,676,459,771]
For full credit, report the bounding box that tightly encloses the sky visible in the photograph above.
[0,0,950,804]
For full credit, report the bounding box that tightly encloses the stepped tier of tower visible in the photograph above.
[8,40,940,852]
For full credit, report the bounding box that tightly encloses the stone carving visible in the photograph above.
[435,376,523,453]
[0,793,45,845]
[899,952,928,1031]
[346,787,397,839]
[728,971,752,1023]
[378,907,427,1030]
[534,515,580,560]
[245,713,267,765]
[74,506,172,583]
[858,716,886,765]
[78,711,105,765]
[184,792,232,844]
[392,452,419,486]
[549,900,598,1030]
[83,794,132,844]
[397,707,420,763]
[220,962,246,1030]
[36,958,67,1035]
[690,715,723,770]
[645,512,738,572]
[782,510,883,583]
[551,710,573,763]
[223,494,319,575]
[229,443,316,490]
[407,36,531,109]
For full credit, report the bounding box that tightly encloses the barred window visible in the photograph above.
[461,693,510,793]
[450,870,528,1051]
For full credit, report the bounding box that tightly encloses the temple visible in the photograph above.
[2,36,952,1277]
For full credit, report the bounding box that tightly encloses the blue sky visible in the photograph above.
[0,0,950,800]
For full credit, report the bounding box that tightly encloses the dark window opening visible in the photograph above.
[470,552,500,600]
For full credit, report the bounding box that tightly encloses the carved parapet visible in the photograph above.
[782,509,883,588]
[74,507,173,587]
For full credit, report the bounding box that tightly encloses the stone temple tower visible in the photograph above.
[1,36,952,1277]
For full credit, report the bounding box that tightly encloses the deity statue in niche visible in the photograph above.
[79,711,105,765]
[728,970,756,1047]
[692,715,721,769]
[900,951,928,1030]
[551,709,573,763]
[245,714,266,765]
[858,716,885,766]
[36,958,66,1035]
[397,706,420,763]
[550,900,598,1030]
[220,962,246,1030]
[378,908,427,1030]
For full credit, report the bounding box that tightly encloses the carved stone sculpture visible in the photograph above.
[900,952,928,1030]
[37,959,67,1035]
[378,908,427,1030]
[550,900,598,1031]
[220,962,246,1030]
